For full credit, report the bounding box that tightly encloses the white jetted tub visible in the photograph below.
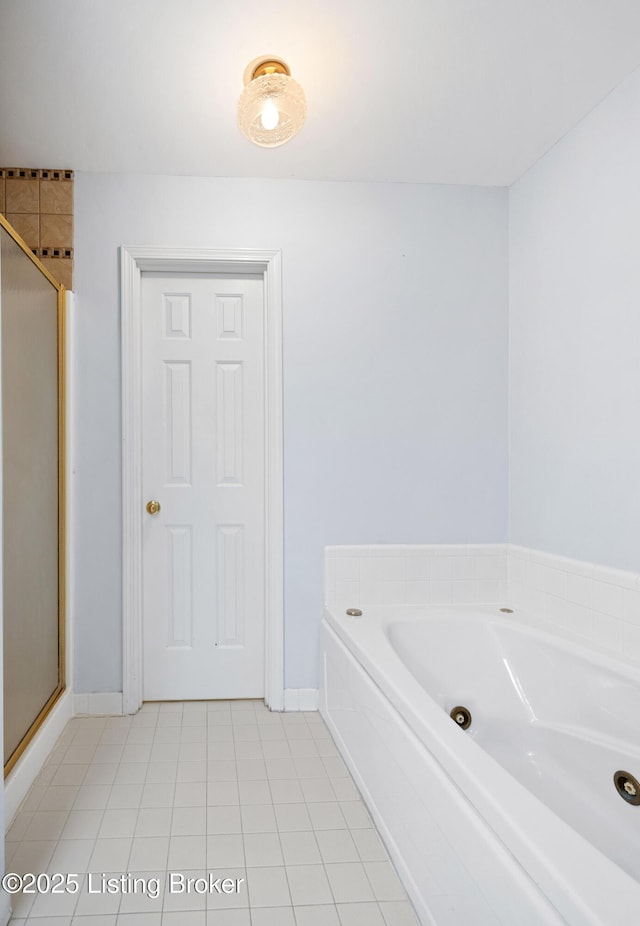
[319,604,640,926]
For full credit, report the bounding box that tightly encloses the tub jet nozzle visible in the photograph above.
[614,770,640,805]
[450,705,472,730]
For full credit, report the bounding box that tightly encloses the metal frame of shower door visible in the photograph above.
[0,212,66,777]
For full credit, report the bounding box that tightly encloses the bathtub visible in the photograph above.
[319,604,640,926]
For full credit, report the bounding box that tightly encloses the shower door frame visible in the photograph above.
[0,212,67,777]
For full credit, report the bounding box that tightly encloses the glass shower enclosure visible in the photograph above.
[0,214,66,775]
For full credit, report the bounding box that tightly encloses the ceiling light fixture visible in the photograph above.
[238,56,306,148]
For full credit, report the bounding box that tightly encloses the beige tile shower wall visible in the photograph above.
[0,167,73,290]
[325,544,508,607]
[508,545,640,664]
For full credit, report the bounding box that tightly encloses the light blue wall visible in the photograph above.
[509,67,640,572]
[73,175,509,692]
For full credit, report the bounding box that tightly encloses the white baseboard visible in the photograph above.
[283,688,319,711]
[73,692,123,715]
[74,690,315,714]
[5,688,73,827]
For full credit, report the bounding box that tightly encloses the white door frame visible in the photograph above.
[120,246,284,713]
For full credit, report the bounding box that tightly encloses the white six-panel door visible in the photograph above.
[141,272,265,700]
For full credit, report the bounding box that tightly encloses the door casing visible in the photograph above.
[120,247,284,713]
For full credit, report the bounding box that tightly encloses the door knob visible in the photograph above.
[146,500,161,515]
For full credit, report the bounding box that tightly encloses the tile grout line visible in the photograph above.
[123,703,161,918]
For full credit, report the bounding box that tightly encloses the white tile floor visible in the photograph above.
[5,700,419,925]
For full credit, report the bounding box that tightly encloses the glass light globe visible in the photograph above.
[238,71,306,148]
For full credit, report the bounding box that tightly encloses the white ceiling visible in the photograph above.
[2,0,640,186]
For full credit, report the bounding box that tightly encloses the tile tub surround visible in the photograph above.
[325,543,640,665]
[508,545,640,665]
[5,701,419,926]
[325,544,509,607]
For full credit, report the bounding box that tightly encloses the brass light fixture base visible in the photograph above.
[243,56,290,86]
